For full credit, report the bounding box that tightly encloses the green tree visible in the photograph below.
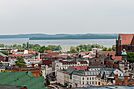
[112,45,116,51]
[47,45,61,51]
[102,47,107,51]
[22,43,27,49]
[70,46,78,53]
[0,44,4,48]
[56,45,62,51]
[39,46,46,53]
[15,57,26,67]
[127,52,134,63]
[74,44,104,52]
[32,44,41,51]
[107,48,112,51]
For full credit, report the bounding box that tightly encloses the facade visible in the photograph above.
[53,60,89,72]
[56,67,123,88]
[116,34,134,55]
[115,74,134,86]
[41,60,53,78]
[41,65,52,79]
[57,71,65,85]
[72,71,101,87]
[71,68,123,87]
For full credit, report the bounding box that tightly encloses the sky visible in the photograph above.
[0,0,134,35]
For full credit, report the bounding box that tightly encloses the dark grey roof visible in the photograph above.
[0,52,7,57]
[65,67,76,74]
[0,63,9,69]
[72,67,116,77]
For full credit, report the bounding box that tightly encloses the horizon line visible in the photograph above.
[0,32,133,35]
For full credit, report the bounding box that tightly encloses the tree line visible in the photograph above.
[69,44,116,53]
[0,43,62,53]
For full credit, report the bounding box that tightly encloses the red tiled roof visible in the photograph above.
[9,54,24,57]
[119,34,134,45]
[42,60,52,65]
[70,66,88,70]
[112,56,122,61]
[9,54,33,58]
[41,52,59,58]
[102,51,116,56]
[102,51,122,61]
[59,60,77,64]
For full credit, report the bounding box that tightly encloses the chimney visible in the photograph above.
[95,50,98,58]
[32,64,35,68]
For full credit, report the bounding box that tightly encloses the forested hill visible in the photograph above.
[0,34,117,40]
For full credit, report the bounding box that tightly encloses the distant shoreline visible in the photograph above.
[29,38,116,40]
[0,37,116,40]
[0,33,117,40]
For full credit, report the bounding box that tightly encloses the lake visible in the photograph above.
[0,38,116,51]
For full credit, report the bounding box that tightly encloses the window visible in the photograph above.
[90,77,92,80]
[92,81,94,85]
[83,77,84,80]
[83,82,84,85]
[98,82,100,85]
[92,77,94,80]
[87,82,89,85]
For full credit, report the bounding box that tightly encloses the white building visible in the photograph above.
[53,60,89,72]
[57,71,65,85]
[56,67,123,88]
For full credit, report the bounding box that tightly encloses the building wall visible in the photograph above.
[56,71,65,85]
[53,61,88,72]
[0,69,5,72]
[72,75,102,87]
[64,73,71,83]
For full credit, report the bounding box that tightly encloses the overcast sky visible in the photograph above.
[0,0,134,35]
